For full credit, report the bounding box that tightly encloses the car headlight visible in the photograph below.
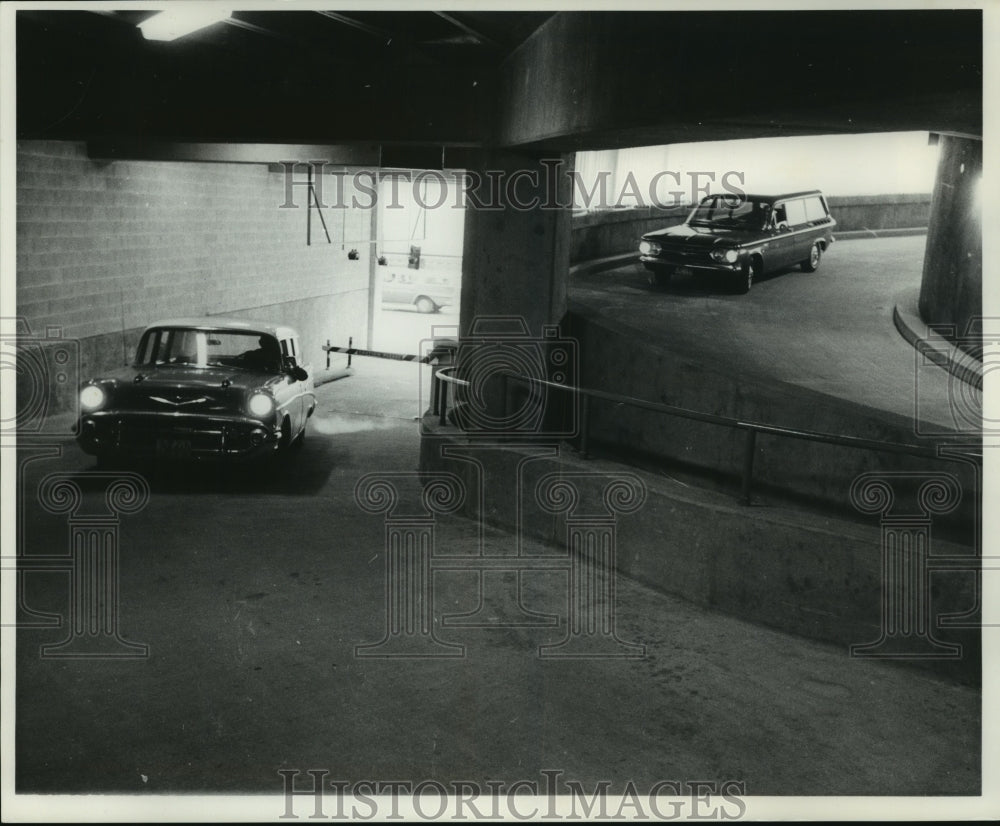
[248,393,275,417]
[710,247,739,263]
[639,240,661,255]
[79,385,106,411]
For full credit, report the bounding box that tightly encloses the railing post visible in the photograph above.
[580,392,591,459]
[438,372,448,427]
[325,338,331,370]
[347,336,353,368]
[740,428,757,505]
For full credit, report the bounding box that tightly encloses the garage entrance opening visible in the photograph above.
[370,172,464,357]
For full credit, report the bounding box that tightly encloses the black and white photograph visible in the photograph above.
[0,1,995,821]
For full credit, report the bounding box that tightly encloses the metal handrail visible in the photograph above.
[431,366,980,505]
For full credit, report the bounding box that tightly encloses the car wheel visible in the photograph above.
[801,243,822,272]
[646,267,673,289]
[736,259,756,294]
[415,296,437,314]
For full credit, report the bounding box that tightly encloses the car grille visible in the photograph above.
[655,245,714,265]
[84,414,273,458]
[114,387,234,413]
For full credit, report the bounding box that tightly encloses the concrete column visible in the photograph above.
[918,134,982,355]
[459,150,574,338]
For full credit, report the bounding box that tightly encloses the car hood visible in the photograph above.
[642,223,766,247]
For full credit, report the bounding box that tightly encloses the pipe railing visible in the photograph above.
[431,366,980,505]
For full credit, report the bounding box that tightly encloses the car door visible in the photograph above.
[288,336,311,432]
[781,197,814,265]
[277,336,303,433]
[766,201,799,270]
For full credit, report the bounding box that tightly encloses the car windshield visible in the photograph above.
[688,195,770,230]
[136,328,282,372]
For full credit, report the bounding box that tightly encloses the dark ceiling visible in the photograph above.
[17,9,553,146]
[16,8,982,152]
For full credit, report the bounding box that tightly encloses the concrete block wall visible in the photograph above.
[16,141,373,415]
[826,193,932,233]
[570,206,687,264]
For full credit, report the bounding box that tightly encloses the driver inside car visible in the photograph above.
[240,336,282,371]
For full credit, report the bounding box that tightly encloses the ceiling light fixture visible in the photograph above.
[138,6,233,42]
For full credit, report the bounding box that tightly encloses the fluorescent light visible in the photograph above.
[138,6,232,42]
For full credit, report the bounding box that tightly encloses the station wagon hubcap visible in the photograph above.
[810,246,820,268]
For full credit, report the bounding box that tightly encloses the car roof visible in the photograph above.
[143,317,299,340]
[705,190,825,203]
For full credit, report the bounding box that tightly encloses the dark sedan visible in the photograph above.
[76,317,316,464]
[639,190,836,293]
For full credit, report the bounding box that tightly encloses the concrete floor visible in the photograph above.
[11,239,989,814]
[14,369,981,802]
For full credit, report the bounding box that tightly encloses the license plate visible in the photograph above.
[156,437,192,459]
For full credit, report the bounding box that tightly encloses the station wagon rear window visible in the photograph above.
[803,195,830,222]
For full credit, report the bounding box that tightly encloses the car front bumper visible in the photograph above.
[76,410,281,461]
[639,254,741,273]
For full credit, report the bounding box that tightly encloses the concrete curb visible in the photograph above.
[892,287,982,391]
[835,227,928,240]
[569,252,639,277]
[313,367,354,387]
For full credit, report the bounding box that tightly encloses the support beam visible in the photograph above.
[223,16,292,44]
[497,11,982,150]
[433,12,503,50]
[87,141,380,166]
[315,10,393,41]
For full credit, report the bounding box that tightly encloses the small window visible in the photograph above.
[782,199,807,227]
[280,339,290,357]
[803,196,829,223]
